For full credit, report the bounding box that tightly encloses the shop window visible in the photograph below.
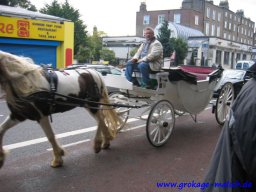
[224,51,230,65]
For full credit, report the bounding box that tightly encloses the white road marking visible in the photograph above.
[3,107,212,151]
[47,125,146,151]
[47,139,91,151]
[3,118,142,150]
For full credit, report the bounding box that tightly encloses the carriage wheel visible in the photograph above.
[215,82,234,125]
[109,92,130,132]
[146,100,175,147]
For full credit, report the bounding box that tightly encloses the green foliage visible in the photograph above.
[76,46,92,63]
[40,0,88,55]
[157,20,172,58]
[87,26,107,61]
[130,47,139,57]
[172,38,188,65]
[100,48,116,64]
[0,0,37,11]
[190,51,195,65]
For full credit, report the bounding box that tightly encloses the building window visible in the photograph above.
[217,26,220,37]
[234,16,236,21]
[229,23,232,30]
[205,22,210,35]
[143,15,150,25]
[158,15,165,24]
[211,24,215,36]
[233,24,236,32]
[206,7,210,18]
[195,15,199,25]
[229,14,232,19]
[212,10,216,20]
[224,21,227,29]
[224,32,227,39]
[225,12,228,17]
[174,14,181,24]
[218,12,221,22]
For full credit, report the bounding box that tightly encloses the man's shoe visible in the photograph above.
[132,79,140,86]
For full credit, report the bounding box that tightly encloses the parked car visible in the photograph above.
[65,64,123,94]
[66,64,122,76]
[235,60,255,70]
[212,68,254,125]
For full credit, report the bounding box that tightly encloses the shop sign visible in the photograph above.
[0,16,64,41]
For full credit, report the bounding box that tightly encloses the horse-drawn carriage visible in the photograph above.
[104,65,224,147]
[0,50,228,169]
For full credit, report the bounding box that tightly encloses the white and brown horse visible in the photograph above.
[0,51,122,168]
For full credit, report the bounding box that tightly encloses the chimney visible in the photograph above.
[140,2,147,12]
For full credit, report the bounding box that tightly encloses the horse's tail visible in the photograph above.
[100,82,123,138]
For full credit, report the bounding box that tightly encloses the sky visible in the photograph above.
[31,0,256,36]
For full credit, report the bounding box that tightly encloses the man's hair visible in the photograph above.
[144,27,154,34]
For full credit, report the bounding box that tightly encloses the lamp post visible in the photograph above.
[126,44,130,62]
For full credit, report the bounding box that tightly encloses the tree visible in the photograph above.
[171,38,188,65]
[87,26,107,61]
[0,0,37,11]
[76,46,92,63]
[169,37,188,65]
[100,48,115,64]
[190,51,196,65]
[157,20,172,58]
[40,0,88,56]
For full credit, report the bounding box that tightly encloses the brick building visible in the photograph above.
[136,0,255,68]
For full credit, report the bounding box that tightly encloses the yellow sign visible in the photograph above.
[0,16,64,41]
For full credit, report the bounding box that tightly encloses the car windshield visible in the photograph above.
[236,63,242,69]
[110,67,122,75]
[243,63,249,70]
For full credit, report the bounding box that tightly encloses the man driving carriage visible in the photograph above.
[125,27,163,89]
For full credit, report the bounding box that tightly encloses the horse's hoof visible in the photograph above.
[51,159,63,168]
[94,146,102,153]
[102,143,110,149]
[94,141,102,153]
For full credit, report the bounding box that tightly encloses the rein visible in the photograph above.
[21,91,143,110]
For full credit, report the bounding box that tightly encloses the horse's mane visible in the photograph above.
[0,51,49,103]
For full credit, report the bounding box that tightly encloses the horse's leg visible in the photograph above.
[99,110,114,150]
[93,111,104,153]
[91,110,113,153]
[39,116,64,168]
[0,115,20,168]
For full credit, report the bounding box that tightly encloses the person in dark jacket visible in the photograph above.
[203,63,256,192]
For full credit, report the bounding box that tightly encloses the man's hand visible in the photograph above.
[131,58,138,63]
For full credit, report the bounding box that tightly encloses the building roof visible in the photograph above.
[0,5,69,22]
[155,22,204,40]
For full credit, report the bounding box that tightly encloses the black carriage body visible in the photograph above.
[212,69,252,99]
